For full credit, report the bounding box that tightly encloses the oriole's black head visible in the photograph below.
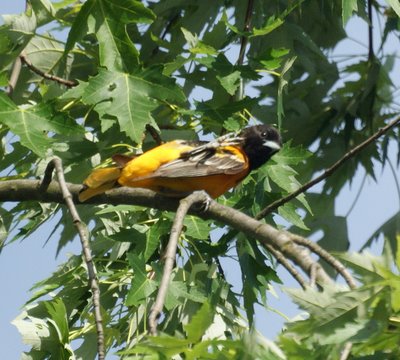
[240,125,281,170]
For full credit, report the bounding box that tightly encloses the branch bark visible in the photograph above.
[148,191,210,335]
[20,53,78,87]
[0,179,337,286]
[237,0,254,66]
[7,56,22,96]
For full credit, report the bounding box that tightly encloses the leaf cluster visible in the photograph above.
[0,0,400,358]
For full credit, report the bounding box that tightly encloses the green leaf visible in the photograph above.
[143,217,171,262]
[251,16,284,37]
[216,71,241,96]
[202,19,229,49]
[24,35,66,82]
[0,93,82,157]
[44,298,69,344]
[184,301,214,342]
[126,254,157,306]
[64,0,94,54]
[184,216,210,240]
[337,251,387,280]
[74,333,98,360]
[386,0,400,17]
[223,117,241,132]
[396,233,400,274]
[132,335,192,357]
[165,280,207,309]
[272,142,312,165]
[342,0,358,24]
[12,301,74,358]
[221,11,245,36]
[362,211,400,256]
[267,163,298,192]
[65,0,155,70]
[237,237,278,326]
[181,27,218,55]
[278,202,308,230]
[30,0,56,26]
[0,13,35,69]
[286,284,384,336]
[277,56,296,127]
[70,68,185,143]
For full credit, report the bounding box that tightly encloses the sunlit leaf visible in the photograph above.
[65,67,185,143]
[0,93,82,157]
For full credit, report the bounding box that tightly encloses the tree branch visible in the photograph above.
[367,0,374,61]
[265,243,308,289]
[38,159,105,360]
[0,179,335,286]
[145,124,163,145]
[291,234,357,289]
[148,191,210,335]
[340,342,353,360]
[237,0,254,66]
[256,116,400,219]
[7,56,22,96]
[20,53,78,88]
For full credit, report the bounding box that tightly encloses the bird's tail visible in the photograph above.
[78,167,121,202]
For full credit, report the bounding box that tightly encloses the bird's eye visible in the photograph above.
[261,131,268,137]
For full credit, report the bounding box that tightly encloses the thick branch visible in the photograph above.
[0,179,335,286]
[256,116,400,219]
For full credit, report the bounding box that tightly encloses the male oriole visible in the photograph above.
[78,124,281,201]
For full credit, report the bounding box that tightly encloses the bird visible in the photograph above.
[78,124,281,201]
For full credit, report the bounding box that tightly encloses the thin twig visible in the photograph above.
[232,0,255,103]
[266,243,307,289]
[345,173,367,218]
[340,342,353,360]
[145,124,163,145]
[237,0,255,66]
[256,116,400,219]
[291,234,357,289]
[367,0,374,61]
[20,53,77,87]
[309,263,317,288]
[151,12,180,58]
[7,56,22,96]
[148,191,210,335]
[215,256,226,279]
[39,158,105,360]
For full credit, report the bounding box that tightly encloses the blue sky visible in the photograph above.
[1,1,399,358]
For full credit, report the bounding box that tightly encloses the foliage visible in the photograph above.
[0,0,400,359]
[280,245,400,359]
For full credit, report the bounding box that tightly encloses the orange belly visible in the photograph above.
[117,173,247,198]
